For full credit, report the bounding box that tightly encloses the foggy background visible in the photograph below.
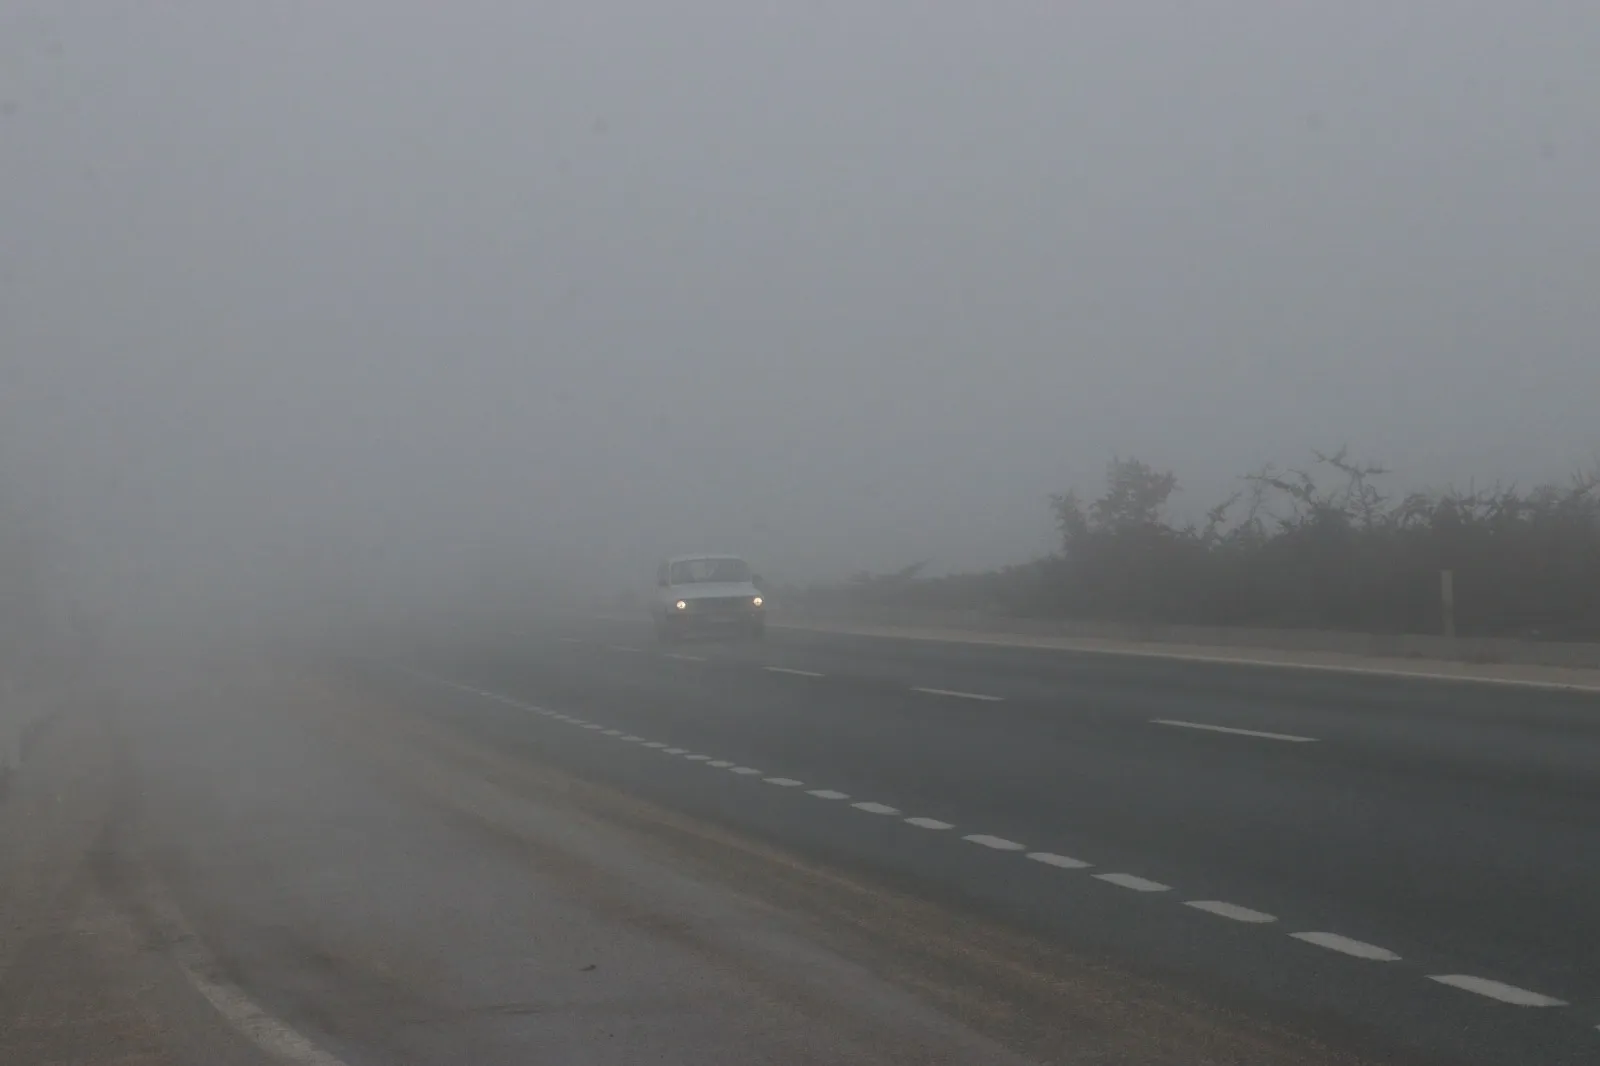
[3,2,1598,631]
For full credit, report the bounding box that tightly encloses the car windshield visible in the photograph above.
[670,558,750,584]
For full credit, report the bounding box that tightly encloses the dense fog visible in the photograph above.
[4,2,1598,637]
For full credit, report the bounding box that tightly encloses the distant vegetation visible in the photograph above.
[793,451,1600,640]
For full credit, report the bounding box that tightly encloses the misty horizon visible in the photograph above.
[4,3,1598,624]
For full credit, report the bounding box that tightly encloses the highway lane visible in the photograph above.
[381,614,1600,1065]
[27,657,1059,1066]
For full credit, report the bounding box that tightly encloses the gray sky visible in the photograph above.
[4,2,1599,615]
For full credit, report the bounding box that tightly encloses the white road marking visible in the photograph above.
[1427,975,1567,1006]
[621,735,644,742]
[1093,873,1172,893]
[666,653,707,661]
[601,729,623,736]
[606,644,642,653]
[911,687,1004,702]
[1185,900,1277,923]
[1151,719,1318,743]
[130,856,353,1066]
[559,637,581,644]
[1027,851,1092,869]
[764,666,824,677]
[184,962,352,1066]
[1290,932,1400,961]
[402,667,1578,1015]
[663,747,688,755]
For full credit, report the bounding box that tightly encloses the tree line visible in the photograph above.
[798,450,1600,640]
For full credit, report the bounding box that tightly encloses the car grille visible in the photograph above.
[694,596,752,612]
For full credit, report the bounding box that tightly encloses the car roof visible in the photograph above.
[665,553,746,565]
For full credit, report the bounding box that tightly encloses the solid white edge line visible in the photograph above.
[807,789,849,800]
[911,687,1004,702]
[1426,975,1567,1007]
[1153,719,1318,742]
[1027,851,1092,869]
[1093,873,1171,892]
[905,817,955,830]
[764,666,824,677]
[1289,932,1401,961]
[1184,900,1277,923]
[765,623,1600,694]
[852,802,900,815]
[964,834,1026,851]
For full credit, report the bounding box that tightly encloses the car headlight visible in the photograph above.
[675,600,688,611]
[751,596,763,607]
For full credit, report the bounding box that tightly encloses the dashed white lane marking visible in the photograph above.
[1027,851,1092,869]
[1290,932,1401,961]
[665,652,707,661]
[730,767,763,775]
[1185,900,1277,923]
[583,723,604,730]
[1094,873,1172,893]
[1152,719,1318,743]
[601,729,623,736]
[663,747,689,755]
[621,735,644,742]
[605,644,642,653]
[764,666,824,677]
[559,637,581,644]
[906,817,955,830]
[401,666,1581,1022]
[911,687,1004,702]
[1427,975,1567,1006]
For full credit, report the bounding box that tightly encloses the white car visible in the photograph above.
[652,554,766,642]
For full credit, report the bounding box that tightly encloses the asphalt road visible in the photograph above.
[374,614,1600,1065]
[7,619,1598,1064]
